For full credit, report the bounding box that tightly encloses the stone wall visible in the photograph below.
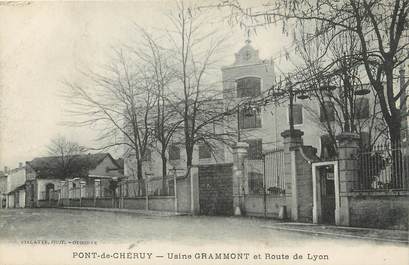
[176,177,191,213]
[95,198,114,208]
[199,163,233,216]
[81,198,94,207]
[244,194,286,218]
[349,192,409,230]
[123,198,146,210]
[148,196,175,211]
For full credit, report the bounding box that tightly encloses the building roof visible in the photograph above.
[232,40,262,66]
[7,183,25,194]
[27,153,119,179]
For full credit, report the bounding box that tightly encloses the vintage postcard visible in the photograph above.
[0,1,408,264]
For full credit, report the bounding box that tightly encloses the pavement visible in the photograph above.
[0,208,407,265]
[61,206,188,216]
[61,206,408,244]
[260,222,409,244]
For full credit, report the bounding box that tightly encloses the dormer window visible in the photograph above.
[236,77,261,98]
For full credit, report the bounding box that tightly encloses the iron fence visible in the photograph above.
[356,142,409,191]
[264,149,286,195]
[40,190,60,201]
[119,176,177,198]
[244,148,286,195]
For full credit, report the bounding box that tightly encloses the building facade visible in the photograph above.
[25,153,123,207]
[5,164,26,208]
[123,41,381,185]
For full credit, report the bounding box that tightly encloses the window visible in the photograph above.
[288,104,303,125]
[239,107,261,129]
[142,149,151,162]
[359,131,370,148]
[354,97,369,119]
[169,145,180,160]
[246,139,263,160]
[320,101,335,122]
[236,77,261,98]
[320,135,337,159]
[199,145,212,159]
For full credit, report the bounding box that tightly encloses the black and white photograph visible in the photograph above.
[0,1,408,264]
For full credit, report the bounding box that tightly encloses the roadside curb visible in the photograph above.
[261,225,409,244]
[59,207,188,217]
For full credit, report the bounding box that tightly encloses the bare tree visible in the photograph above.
[166,1,235,172]
[132,29,182,192]
[47,135,86,179]
[219,0,409,145]
[63,47,156,184]
[291,28,386,156]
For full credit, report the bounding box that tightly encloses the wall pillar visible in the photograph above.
[232,142,249,216]
[79,181,86,207]
[336,132,360,226]
[190,166,200,215]
[281,129,304,221]
[59,181,65,200]
[67,179,73,199]
[94,179,101,198]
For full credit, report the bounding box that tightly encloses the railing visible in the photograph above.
[244,148,286,195]
[356,142,409,191]
[119,176,177,198]
[264,149,286,195]
[40,190,60,201]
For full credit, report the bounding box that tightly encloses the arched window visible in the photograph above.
[236,77,261,98]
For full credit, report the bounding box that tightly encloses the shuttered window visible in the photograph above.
[239,107,261,129]
[236,77,261,98]
[199,145,212,159]
[354,97,370,119]
[246,139,263,160]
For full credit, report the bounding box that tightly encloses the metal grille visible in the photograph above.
[356,142,408,191]
[244,148,285,195]
[264,149,286,195]
[119,176,177,197]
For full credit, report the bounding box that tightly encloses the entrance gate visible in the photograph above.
[311,161,340,224]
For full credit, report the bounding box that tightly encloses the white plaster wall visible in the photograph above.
[36,179,61,200]
[6,167,26,193]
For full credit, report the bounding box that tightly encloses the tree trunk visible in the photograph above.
[137,160,143,196]
[186,146,193,169]
[389,114,402,189]
[161,154,167,195]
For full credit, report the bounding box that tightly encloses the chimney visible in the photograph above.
[4,166,8,174]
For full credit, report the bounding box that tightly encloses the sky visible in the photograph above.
[0,1,291,169]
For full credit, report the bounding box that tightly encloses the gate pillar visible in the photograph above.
[336,132,360,226]
[281,129,304,221]
[232,142,249,216]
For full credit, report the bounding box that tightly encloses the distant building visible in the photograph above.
[0,169,7,208]
[5,163,26,208]
[25,153,123,207]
